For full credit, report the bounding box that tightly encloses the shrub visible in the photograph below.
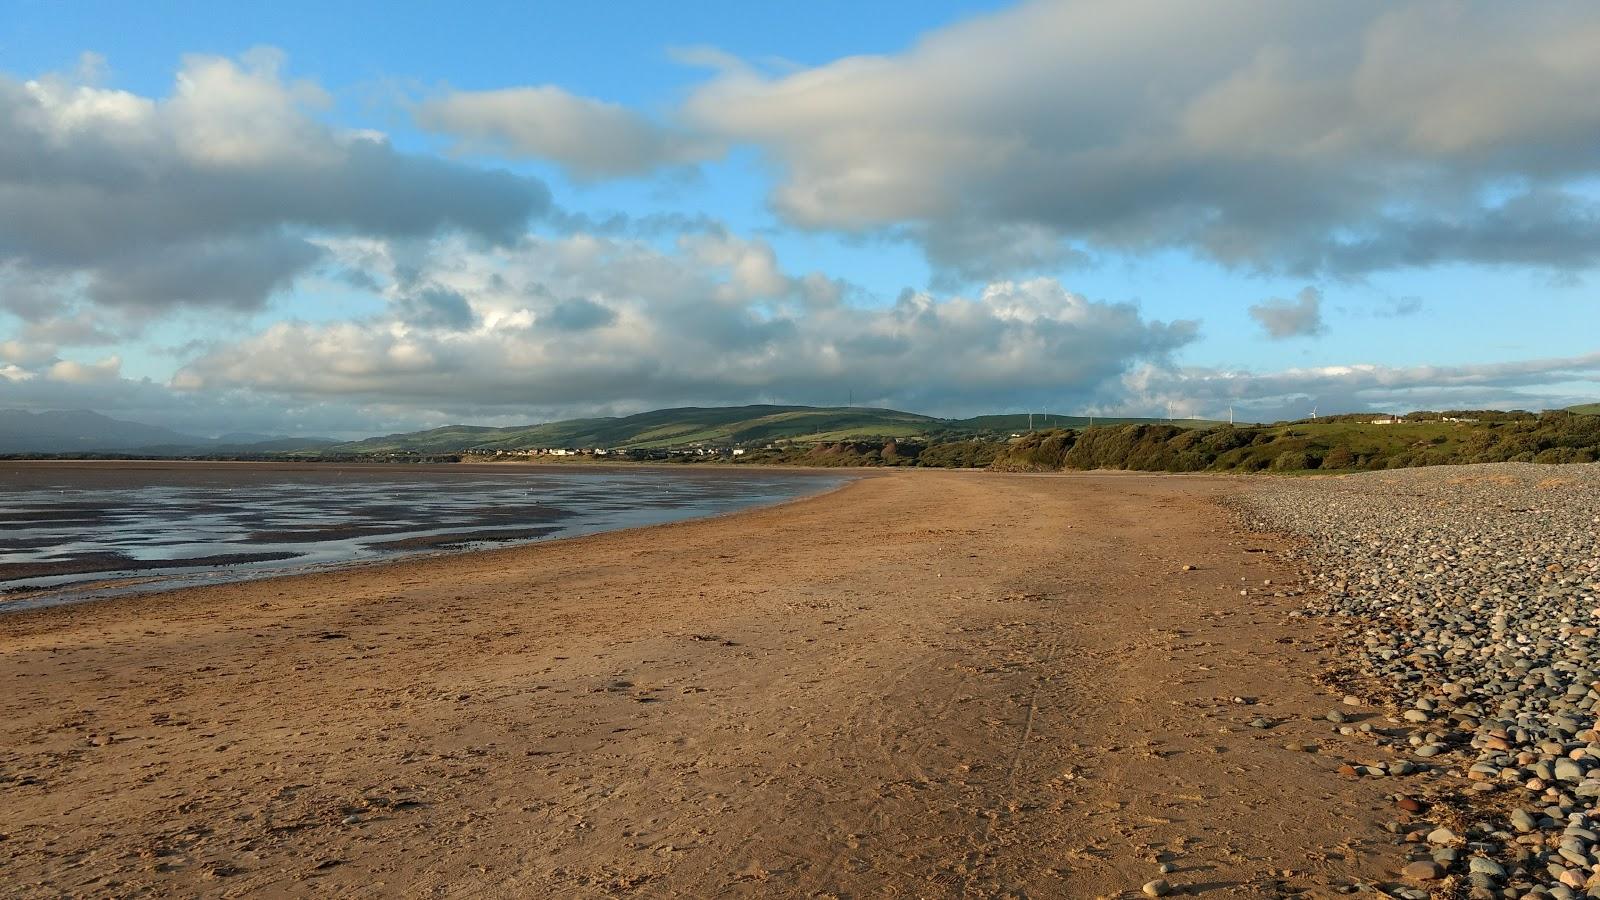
[1271,450,1314,471]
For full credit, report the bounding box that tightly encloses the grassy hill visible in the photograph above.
[331,405,1229,454]
[1569,403,1600,415]
[335,405,944,453]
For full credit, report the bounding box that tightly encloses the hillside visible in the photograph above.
[989,412,1600,473]
[335,405,944,453]
[1569,403,1600,415]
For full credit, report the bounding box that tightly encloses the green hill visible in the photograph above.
[1568,403,1600,415]
[331,404,1226,454]
[336,405,942,453]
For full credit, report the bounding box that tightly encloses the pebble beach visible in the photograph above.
[1247,463,1600,899]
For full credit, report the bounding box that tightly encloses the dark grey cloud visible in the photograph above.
[540,296,617,331]
[87,234,324,311]
[396,287,477,330]
[1248,287,1325,340]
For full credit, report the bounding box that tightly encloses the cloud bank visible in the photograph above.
[662,1,1600,282]
[171,233,1199,416]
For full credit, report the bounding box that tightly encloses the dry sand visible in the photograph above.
[1,469,1405,898]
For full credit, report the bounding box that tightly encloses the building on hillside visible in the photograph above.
[1370,416,1402,425]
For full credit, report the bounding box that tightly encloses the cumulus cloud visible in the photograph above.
[0,50,549,331]
[172,234,1197,416]
[1119,352,1600,421]
[1248,287,1326,339]
[415,86,716,179]
[675,0,1600,281]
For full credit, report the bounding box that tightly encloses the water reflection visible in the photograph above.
[0,465,843,610]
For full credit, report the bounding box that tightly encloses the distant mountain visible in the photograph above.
[0,409,200,453]
[0,409,335,455]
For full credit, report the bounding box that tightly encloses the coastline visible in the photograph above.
[0,461,859,615]
[1,469,1404,897]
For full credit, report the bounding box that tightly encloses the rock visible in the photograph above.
[1467,856,1506,878]
[1142,878,1172,897]
[1401,860,1443,881]
[1511,808,1538,832]
[1241,465,1600,898]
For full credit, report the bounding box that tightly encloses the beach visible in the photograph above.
[1,468,1406,898]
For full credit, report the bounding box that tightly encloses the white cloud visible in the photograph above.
[1119,352,1600,421]
[414,86,716,179]
[46,355,121,384]
[673,0,1600,280]
[0,50,549,332]
[172,233,1197,416]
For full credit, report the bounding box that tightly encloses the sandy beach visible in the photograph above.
[1,469,1407,898]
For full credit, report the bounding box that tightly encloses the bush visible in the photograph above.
[1271,450,1315,471]
[1321,446,1356,470]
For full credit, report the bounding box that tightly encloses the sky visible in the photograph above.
[1,0,1598,438]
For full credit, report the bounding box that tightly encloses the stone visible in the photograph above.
[1467,856,1505,878]
[1401,860,1442,881]
[1511,809,1538,832]
[1142,878,1172,897]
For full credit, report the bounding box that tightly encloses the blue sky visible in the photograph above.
[1,1,1598,436]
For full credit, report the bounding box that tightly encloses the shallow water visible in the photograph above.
[0,463,844,610]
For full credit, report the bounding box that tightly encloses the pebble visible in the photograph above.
[1142,878,1172,897]
[1243,463,1600,898]
[1468,856,1507,878]
[1401,860,1442,881]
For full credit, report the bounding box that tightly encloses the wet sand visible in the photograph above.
[0,469,1404,897]
[0,460,840,604]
